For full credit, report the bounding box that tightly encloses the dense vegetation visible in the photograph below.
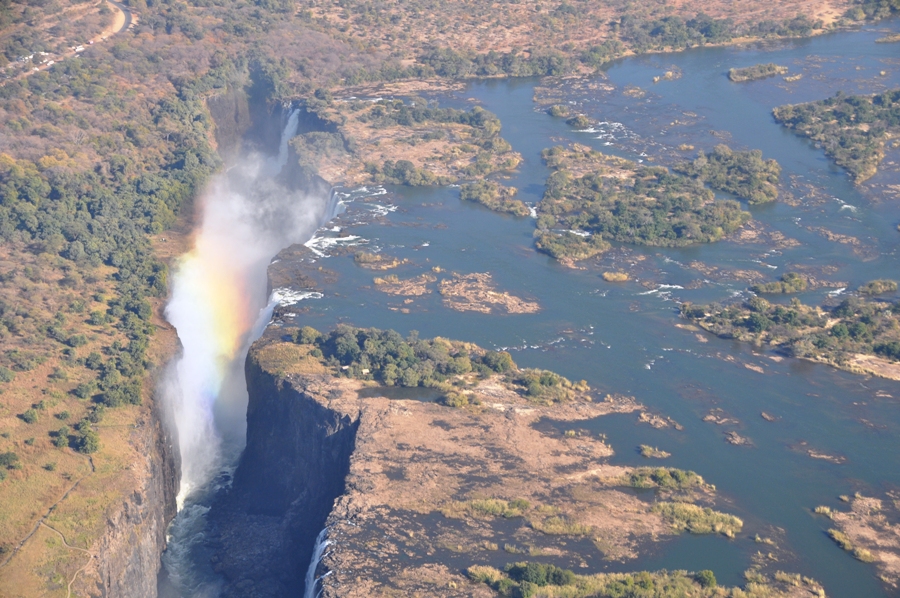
[622,467,706,492]
[653,502,743,537]
[468,562,819,597]
[460,181,530,217]
[845,0,900,21]
[288,325,585,407]
[617,14,822,53]
[674,145,782,204]
[859,279,897,295]
[533,146,749,260]
[751,272,808,294]
[682,295,900,369]
[728,63,788,82]
[773,89,900,182]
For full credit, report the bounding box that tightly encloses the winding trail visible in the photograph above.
[0,456,95,570]
[39,522,94,598]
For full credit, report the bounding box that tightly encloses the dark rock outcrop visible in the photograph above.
[209,360,359,597]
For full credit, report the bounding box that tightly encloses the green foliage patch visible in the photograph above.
[774,89,900,182]
[728,63,788,82]
[682,295,900,368]
[468,562,812,597]
[752,272,808,294]
[674,144,781,204]
[533,146,749,260]
[460,181,530,217]
[623,467,706,491]
[858,279,897,295]
[652,502,743,537]
[290,325,513,395]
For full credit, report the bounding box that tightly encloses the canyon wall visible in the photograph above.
[209,357,359,597]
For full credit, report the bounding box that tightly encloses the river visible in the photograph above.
[276,18,900,597]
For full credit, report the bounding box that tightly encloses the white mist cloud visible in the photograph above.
[161,109,337,504]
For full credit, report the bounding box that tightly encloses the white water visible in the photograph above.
[303,528,331,598]
[159,108,342,597]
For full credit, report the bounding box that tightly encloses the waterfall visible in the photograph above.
[159,106,339,597]
[303,528,331,598]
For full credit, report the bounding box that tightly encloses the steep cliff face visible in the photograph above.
[209,358,359,597]
[69,395,178,598]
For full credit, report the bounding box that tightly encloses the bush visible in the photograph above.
[774,89,900,182]
[53,426,70,449]
[76,428,100,454]
[859,279,897,295]
[536,146,749,260]
[459,181,530,217]
[625,467,704,491]
[875,341,900,360]
[695,570,717,588]
[566,115,591,129]
[294,325,520,391]
[0,451,20,469]
[652,502,743,537]
[505,562,577,587]
[728,63,788,82]
[752,272,808,294]
[21,409,39,424]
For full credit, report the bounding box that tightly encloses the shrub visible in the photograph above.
[566,115,591,129]
[859,279,897,295]
[76,429,100,454]
[695,569,717,588]
[21,409,39,424]
[728,63,788,82]
[459,181,530,217]
[675,144,781,204]
[652,502,743,537]
[505,562,577,587]
[53,426,70,448]
[0,452,20,469]
[625,467,703,490]
[752,272,808,294]
[440,391,469,408]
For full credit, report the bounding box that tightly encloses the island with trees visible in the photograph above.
[728,63,789,82]
[681,289,900,380]
[773,89,900,182]
[674,144,782,204]
[532,145,750,260]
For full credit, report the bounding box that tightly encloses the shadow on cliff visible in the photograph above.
[208,356,359,597]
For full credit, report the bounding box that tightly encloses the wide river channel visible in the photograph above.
[277,18,900,598]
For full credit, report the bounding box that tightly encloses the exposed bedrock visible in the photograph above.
[208,357,359,597]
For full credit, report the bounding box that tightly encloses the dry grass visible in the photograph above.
[602,271,630,282]
[254,342,329,378]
